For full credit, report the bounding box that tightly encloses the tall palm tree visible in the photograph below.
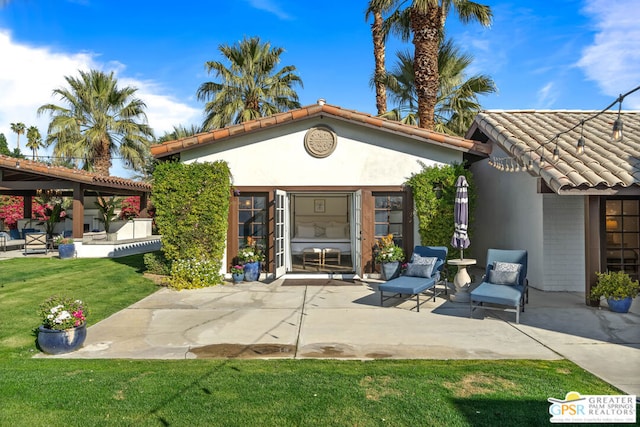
[381,38,496,135]
[157,124,203,143]
[38,69,154,176]
[196,36,303,130]
[26,125,43,160]
[366,0,395,115]
[10,122,25,151]
[372,0,492,130]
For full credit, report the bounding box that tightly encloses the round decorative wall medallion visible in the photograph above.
[304,125,337,158]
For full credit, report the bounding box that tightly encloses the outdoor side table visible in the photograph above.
[447,258,476,303]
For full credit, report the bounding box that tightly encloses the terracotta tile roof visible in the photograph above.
[151,102,489,158]
[0,155,151,192]
[468,110,640,194]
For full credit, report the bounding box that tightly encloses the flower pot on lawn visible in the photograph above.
[37,323,87,354]
[38,295,88,354]
[58,243,75,259]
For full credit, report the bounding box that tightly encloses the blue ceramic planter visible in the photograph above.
[58,243,75,259]
[232,272,244,283]
[381,262,400,281]
[607,297,633,313]
[243,262,260,281]
[37,323,87,354]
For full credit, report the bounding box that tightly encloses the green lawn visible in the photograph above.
[0,255,624,426]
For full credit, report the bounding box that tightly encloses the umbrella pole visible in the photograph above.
[460,248,464,260]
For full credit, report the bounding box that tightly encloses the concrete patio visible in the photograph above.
[42,278,640,397]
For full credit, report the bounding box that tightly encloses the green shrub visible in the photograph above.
[169,258,222,290]
[591,270,640,300]
[406,162,474,259]
[152,161,231,288]
[143,251,171,276]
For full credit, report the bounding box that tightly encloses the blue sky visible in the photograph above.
[0,0,639,177]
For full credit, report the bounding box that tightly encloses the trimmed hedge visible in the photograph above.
[407,162,475,261]
[152,161,232,288]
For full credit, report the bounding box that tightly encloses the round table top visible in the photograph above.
[447,258,477,266]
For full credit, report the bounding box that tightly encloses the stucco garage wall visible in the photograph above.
[542,194,585,291]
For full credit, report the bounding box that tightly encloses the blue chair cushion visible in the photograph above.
[9,229,21,240]
[471,282,523,306]
[378,275,437,295]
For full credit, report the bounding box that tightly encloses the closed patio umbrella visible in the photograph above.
[451,175,470,259]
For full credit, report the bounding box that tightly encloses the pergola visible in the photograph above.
[0,155,151,239]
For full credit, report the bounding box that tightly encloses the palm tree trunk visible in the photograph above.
[94,138,112,176]
[372,10,387,115]
[411,6,441,130]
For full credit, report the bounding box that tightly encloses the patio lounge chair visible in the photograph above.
[469,249,529,323]
[378,246,448,312]
[24,232,48,255]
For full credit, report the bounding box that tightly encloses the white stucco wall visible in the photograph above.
[542,195,585,291]
[181,118,463,186]
[471,148,587,291]
[470,149,544,289]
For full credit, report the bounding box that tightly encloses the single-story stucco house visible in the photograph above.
[151,102,640,302]
[151,100,489,279]
[467,110,640,302]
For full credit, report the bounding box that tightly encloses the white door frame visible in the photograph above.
[274,189,287,278]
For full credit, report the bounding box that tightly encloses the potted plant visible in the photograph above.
[37,295,88,354]
[374,234,405,280]
[230,264,245,283]
[95,195,120,238]
[55,236,75,259]
[591,271,639,313]
[237,236,265,282]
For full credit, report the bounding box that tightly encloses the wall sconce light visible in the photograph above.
[433,183,443,199]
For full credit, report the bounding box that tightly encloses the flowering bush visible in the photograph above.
[34,191,71,237]
[591,271,640,300]
[169,258,222,289]
[374,234,405,263]
[118,196,141,220]
[39,296,87,330]
[237,236,265,263]
[230,264,244,274]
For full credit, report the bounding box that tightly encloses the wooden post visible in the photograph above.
[585,196,603,305]
[72,183,85,240]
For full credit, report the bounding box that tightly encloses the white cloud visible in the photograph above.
[577,0,640,108]
[536,82,557,108]
[245,0,292,20]
[0,29,200,176]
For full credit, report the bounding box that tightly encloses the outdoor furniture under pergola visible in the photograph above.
[0,155,151,240]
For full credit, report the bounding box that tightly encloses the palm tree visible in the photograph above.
[37,69,154,176]
[366,0,395,115]
[196,36,303,130]
[157,124,203,143]
[10,122,25,151]
[26,125,43,160]
[381,38,496,135]
[372,0,492,130]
